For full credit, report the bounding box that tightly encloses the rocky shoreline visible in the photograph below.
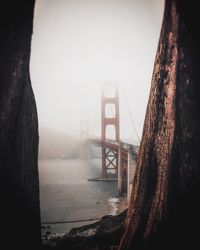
[42,209,127,250]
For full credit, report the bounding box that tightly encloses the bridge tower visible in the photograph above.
[101,84,120,177]
[80,121,90,159]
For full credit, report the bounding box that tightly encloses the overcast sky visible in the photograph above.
[30,0,164,144]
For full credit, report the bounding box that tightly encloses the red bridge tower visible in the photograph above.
[101,84,120,177]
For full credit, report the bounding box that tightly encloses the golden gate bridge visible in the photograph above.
[80,83,139,200]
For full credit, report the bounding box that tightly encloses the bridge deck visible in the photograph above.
[83,138,137,160]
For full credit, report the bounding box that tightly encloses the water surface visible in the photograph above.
[39,158,119,235]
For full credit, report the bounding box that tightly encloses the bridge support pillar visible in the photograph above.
[118,146,122,195]
[101,145,107,177]
[127,147,137,201]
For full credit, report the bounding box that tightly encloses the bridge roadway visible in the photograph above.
[84,138,134,159]
[83,137,137,168]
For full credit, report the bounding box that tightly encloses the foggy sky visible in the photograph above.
[30,0,164,144]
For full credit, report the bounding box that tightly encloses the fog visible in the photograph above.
[30,0,164,145]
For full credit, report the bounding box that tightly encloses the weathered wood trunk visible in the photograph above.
[119,0,200,249]
[0,1,41,249]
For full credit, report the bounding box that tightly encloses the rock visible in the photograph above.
[42,209,127,249]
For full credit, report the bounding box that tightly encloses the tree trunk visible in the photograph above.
[0,1,41,249]
[119,0,200,249]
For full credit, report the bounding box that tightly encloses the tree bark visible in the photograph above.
[0,1,41,249]
[119,0,200,249]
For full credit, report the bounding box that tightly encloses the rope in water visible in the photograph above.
[42,217,102,225]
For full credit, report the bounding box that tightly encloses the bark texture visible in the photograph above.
[0,1,41,249]
[119,0,200,249]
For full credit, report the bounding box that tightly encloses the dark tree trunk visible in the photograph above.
[119,0,200,249]
[0,1,41,249]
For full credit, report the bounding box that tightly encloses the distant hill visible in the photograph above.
[38,127,101,159]
[39,127,80,159]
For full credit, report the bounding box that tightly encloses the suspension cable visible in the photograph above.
[119,85,141,145]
